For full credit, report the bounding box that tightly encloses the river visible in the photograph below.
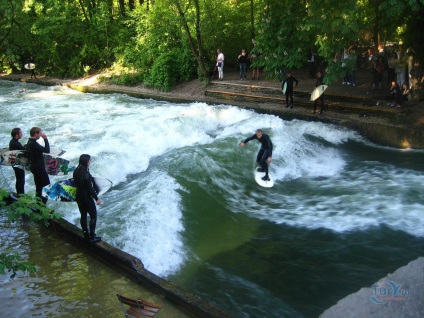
[1,81,424,317]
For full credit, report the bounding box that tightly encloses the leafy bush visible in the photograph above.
[0,191,63,227]
[0,253,36,279]
[0,189,63,277]
[111,72,145,86]
[144,47,197,91]
[144,51,178,91]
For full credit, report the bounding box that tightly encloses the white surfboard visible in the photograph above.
[282,82,288,94]
[1,150,74,176]
[1,146,66,166]
[254,167,274,188]
[24,63,35,70]
[310,85,328,101]
[92,177,113,196]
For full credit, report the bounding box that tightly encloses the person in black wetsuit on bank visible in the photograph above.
[73,154,101,243]
[27,127,50,203]
[282,70,298,108]
[240,129,273,181]
[9,128,26,195]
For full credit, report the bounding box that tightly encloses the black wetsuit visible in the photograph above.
[313,75,325,114]
[243,133,273,178]
[9,138,26,195]
[27,138,50,202]
[282,76,299,107]
[73,166,99,239]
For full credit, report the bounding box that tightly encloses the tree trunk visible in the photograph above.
[129,0,134,10]
[174,0,208,79]
[118,0,125,16]
[250,0,255,41]
[372,0,383,48]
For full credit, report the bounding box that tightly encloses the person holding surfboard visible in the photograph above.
[27,127,50,203]
[282,71,298,109]
[240,129,273,181]
[9,128,26,195]
[313,71,325,114]
[73,154,101,243]
[27,56,37,79]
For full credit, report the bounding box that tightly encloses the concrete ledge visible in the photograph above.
[52,218,232,318]
[320,257,424,318]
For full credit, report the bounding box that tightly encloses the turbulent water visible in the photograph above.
[1,81,424,317]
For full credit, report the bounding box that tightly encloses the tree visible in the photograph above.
[172,0,208,79]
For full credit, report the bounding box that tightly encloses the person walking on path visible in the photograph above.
[282,71,298,108]
[27,127,50,203]
[240,129,273,181]
[9,128,26,195]
[238,49,248,80]
[73,154,101,243]
[313,71,325,114]
[216,49,225,81]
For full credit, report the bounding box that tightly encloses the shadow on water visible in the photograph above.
[173,216,424,318]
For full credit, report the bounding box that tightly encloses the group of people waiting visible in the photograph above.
[215,45,261,81]
[8,127,101,243]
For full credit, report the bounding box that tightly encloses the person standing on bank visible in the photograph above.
[27,127,50,203]
[9,128,26,195]
[282,71,299,109]
[313,71,325,114]
[73,154,101,243]
[27,56,37,79]
[216,49,225,81]
[240,129,273,181]
[238,49,248,80]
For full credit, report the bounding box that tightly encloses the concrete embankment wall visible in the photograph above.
[52,218,232,318]
[320,257,424,317]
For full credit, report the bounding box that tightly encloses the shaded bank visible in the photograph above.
[2,72,424,149]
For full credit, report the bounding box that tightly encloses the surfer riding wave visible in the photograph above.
[240,129,273,181]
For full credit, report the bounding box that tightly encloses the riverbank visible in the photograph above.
[2,70,424,148]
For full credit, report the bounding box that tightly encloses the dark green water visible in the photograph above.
[1,82,424,317]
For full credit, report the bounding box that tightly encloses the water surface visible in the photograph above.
[1,81,424,317]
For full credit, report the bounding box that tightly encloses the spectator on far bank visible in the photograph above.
[387,80,401,107]
[366,47,375,70]
[238,49,249,81]
[307,47,316,78]
[387,52,398,86]
[216,49,224,81]
[401,83,410,102]
[250,43,261,80]
[372,56,385,90]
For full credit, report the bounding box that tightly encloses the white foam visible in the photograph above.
[101,169,186,276]
[2,83,424,278]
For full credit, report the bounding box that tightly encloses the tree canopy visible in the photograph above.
[1,0,423,94]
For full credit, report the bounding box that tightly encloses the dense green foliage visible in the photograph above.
[1,0,423,90]
[0,189,63,277]
[0,190,63,226]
